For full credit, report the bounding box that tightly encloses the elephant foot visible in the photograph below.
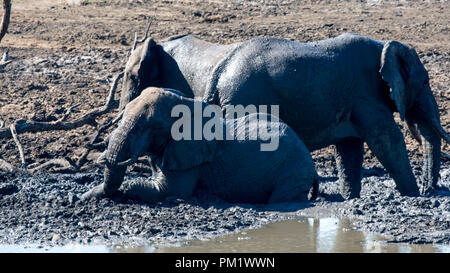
[402,190,420,197]
[418,175,440,196]
[80,183,107,201]
[308,176,319,201]
[334,138,363,200]
[339,179,361,200]
[397,182,420,197]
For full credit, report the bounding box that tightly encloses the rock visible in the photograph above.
[51,233,61,242]
[68,194,79,205]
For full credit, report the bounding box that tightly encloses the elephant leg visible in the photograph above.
[353,107,419,196]
[269,171,316,204]
[123,179,167,203]
[334,138,364,200]
[124,168,199,203]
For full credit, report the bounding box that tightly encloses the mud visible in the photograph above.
[0,170,287,247]
[0,0,449,249]
[0,160,448,247]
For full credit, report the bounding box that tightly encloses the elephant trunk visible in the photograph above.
[103,164,127,196]
[416,121,441,194]
[409,89,449,194]
[102,123,134,196]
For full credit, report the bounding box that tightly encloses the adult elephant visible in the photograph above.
[81,87,318,204]
[203,33,450,198]
[119,33,239,111]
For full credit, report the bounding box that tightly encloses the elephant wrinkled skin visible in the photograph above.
[82,87,318,204]
[203,33,450,198]
[119,34,239,111]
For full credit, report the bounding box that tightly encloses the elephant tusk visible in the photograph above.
[96,150,107,164]
[117,156,138,167]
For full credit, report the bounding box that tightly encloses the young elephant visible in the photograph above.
[81,87,318,204]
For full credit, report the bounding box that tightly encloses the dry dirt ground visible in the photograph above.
[0,0,449,248]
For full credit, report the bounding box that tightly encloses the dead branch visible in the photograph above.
[0,72,123,139]
[75,110,124,170]
[0,73,123,174]
[0,1,11,69]
[28,158,75,174]
[10,123,26,168]
[131,19,153,52]
[0,0,11,44]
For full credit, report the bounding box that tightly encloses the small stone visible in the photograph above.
[68,194,79,205]
[51,233,61,242]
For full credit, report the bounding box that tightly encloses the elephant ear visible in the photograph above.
[139,38,157,63]
[379,40,418,121]
[161,138,217,171]
[137,38,158,77]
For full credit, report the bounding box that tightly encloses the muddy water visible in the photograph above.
[1,218,449,253]
[151,218,449,253]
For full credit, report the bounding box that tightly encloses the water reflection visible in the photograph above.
[152,218,449,253]
[1,218,449,253]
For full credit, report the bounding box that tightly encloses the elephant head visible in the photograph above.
[119,37,160,111]
[380,41,450,193]
[88,88,216,198]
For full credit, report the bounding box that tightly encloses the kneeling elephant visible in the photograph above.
[81,87,318,204]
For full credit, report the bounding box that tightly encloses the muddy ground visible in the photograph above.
[0,0,449,248]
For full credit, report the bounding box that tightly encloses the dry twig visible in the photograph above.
[0,0,11,44]
[0,0,11,69]
[131,19,153,52]
[9,123,26,168]
[28,158,75,174]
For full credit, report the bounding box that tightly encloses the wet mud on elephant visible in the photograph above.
[203,33,450,198]
[119,34,240,111]
[82,87,318,204]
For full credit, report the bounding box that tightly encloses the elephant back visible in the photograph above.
[201,113,310,203]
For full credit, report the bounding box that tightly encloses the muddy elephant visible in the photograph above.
[202,33,450,198]
[81,87,318,204]
[119,34,239,111]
